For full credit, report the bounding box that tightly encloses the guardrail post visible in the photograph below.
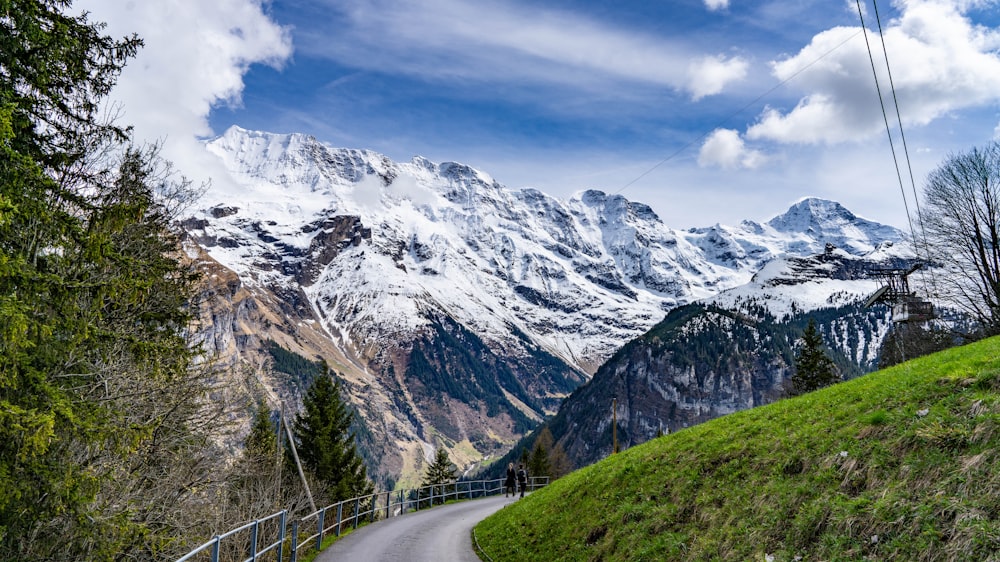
[334,502,342,537]
[317,507,326,550]
[249,519,259,562]
[277,511,286,562]
[211,536,220,562]
[353,498,360,529]
[399,489,405,515]
[291,521,299,562]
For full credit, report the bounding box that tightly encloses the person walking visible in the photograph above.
[516,463,528,499]
[504,462,516,497]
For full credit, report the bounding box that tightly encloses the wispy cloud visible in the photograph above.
[306,0,747,100]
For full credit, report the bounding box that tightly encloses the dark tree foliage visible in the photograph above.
[528,427,553,478]
[266,339,324,391]
[406,316,543,436]
[527,426,572,479]
[920,141,1000,335]
[245,403,279,464]
[878,323,959,369]
[791,319,841,394]
[422,448,458,486]
[421,448,458,506]
[227,404,283,519]
[0,2,217,559]
[290,372,373,503]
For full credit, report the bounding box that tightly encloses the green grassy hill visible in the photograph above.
[475,336,1000,561]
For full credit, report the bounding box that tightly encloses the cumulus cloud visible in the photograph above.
[307,0,743,100]
[74,0,292,188]
[704,0,730,11]
[698,128,766,169]
[747,0,1000,145]
[687,54,749,100]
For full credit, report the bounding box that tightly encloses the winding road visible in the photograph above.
[313,494,520,562]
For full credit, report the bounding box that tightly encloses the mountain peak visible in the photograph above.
[764,197,903,254]
[767,197,856,230]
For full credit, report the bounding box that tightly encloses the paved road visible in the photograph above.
[313,494,520,562]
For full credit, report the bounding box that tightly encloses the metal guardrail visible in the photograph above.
[174,476,550,562]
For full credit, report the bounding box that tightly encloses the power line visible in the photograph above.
[870,0,922,226]
[869,0,938,300]
[855,0,916,244]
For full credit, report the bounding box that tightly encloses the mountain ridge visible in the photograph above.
[185,126,910,483]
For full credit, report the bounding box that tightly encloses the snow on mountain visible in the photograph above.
[194,126,905,371]
[184,126,909,480]
[706,242,913,320]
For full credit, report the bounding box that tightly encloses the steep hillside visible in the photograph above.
[476,336,1000,561]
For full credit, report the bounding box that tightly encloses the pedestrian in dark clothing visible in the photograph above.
[504,463,516,497]
[516,464,528,498]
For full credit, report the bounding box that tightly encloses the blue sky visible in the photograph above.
[79,0,1000,230]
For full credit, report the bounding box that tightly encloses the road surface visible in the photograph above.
[313,494,520,562]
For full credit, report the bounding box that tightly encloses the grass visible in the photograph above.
[475,336,1000,561]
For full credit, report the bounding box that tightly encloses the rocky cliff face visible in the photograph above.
[529,247,913,471]
[183,126,910,484]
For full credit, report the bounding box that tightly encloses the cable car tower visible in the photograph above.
[863,263,935,323]
[854,0,937,326]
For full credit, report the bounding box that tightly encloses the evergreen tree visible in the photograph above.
[226,403,288,529]
[245,403,279,465]
[528,427,553,477]
[422,447,458,485]
[421,448,457,506]
[0,3,219,558]
[290,372,372,503]
[791,319,840,394]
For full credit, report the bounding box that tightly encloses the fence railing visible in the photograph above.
[174,476,550,562]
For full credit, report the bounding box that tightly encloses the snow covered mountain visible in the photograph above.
[506,245,922,472]
[183,126,909,483]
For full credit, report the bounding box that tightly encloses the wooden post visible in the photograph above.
[612,397,618,454]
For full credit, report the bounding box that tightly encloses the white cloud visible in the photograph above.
[747,0,1000,145]
[308,0,742,99]
[698,128,766,169]
[705,0,730,11]
[74,0,292,188]
[687,54,748,100]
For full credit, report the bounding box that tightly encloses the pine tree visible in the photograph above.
[421,448,457,506]
[290,372,372,503]
[528,427,553,477]
[245,403,279,464]
[0,4,220,557]
[791,319,840,394]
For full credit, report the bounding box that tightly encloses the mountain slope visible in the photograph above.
[483,246,915,473]
[183,126,909,482]
[476,336,1000,561]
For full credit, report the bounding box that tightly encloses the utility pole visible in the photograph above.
[282,406,316,513]
[274,403,284,507]
[612,397,618,454]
